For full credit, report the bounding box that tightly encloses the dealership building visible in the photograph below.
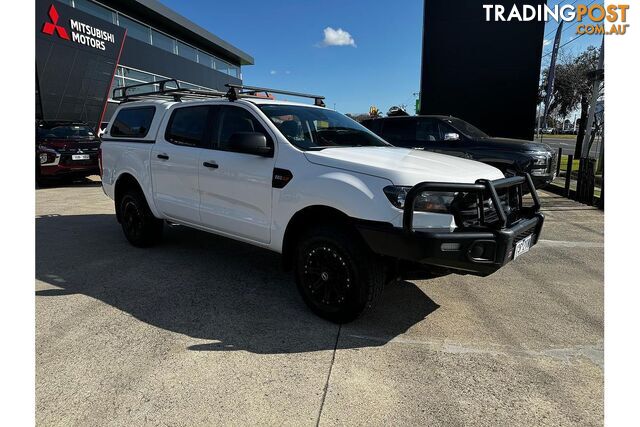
[36,0,254,129]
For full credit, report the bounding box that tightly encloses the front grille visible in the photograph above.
[58,147,99,155]
[452,185,524,228]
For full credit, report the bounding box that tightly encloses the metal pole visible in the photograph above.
[556,148,562,177]
[565,154,573,198]
[599,151,604,209]
[542,21,564,131]
[576,157,584,202]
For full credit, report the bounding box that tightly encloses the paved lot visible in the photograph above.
[36,178,603,426]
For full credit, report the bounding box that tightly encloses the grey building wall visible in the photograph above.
[118,38,241,92]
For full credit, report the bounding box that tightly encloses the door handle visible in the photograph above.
[157,153,169,160]
[203,161,219,169]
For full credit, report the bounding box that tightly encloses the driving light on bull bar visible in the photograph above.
[383,186,457,213]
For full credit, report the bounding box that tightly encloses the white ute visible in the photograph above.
[100,81,544,322]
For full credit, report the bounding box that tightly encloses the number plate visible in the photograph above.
[514,235,533,260]
[72,154,90,160]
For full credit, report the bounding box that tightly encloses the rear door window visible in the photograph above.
[165,106,212,147]
[111,106,155,138]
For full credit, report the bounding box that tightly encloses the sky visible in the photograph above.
[540,0,604,70]
[159,0,603,115]
[159,0,424,115]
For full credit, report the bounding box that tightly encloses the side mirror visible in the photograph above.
[228,132,273,157]
[444,132,460,141]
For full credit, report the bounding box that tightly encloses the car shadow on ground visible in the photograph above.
[36,214,439,354]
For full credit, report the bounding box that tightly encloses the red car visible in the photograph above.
[36,122,101,182]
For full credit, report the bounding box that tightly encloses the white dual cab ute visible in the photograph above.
[100,80,544,322]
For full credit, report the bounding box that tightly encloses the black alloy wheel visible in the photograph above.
[118,190,163,247]
[122,197,145,243]
[295,225,385,323]
[301,244,353,308]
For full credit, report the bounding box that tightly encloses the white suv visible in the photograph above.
[100,81,544,322]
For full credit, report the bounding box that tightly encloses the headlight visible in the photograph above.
[532,154,549,166]
[530,152,550,176]
[383,186,457,213]
[38,149,58,165]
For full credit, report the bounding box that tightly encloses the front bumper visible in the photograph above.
[40,154,99,177]
[530,173,555,189]
[356,174,544,277]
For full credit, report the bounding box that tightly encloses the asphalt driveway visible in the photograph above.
[36,179,603,426]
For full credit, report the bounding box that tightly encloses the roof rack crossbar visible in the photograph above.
[112,79,326,107]
[225,84,326,107]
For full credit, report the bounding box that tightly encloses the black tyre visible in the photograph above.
[118,189,163,247]
[294,225,384,323]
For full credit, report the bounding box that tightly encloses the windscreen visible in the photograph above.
[442,117,489,139]
[259,104,389,150]
[38,125,96,140]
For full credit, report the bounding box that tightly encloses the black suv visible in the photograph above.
[362,115,556,188]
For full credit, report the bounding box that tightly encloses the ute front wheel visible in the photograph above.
[295,226,384,323]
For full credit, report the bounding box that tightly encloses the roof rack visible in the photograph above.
[112,79,326,107]
[112,79,227,102]
[225,84,326,107]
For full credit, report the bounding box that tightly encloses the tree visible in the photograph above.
[539,45,600,149]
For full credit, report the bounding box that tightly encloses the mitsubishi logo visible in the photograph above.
[42,5,70,40]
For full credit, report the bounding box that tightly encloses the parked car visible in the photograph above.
[362,116,557,188]
[36,121,101,182]
[100,81,544,322]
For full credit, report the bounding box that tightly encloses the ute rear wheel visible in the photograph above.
[119,189,163,247]
[295,225,384,323]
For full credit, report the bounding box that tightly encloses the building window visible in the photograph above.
[198,51,213,69]
[74,0,116,24]
[121,67,154,83]
[151,29,176,54]
[179,82,198,90]
[227,66,239,78]
[71,1,242,79]
[177,41,198,62]
[214,59,228,74]
[107,65,218,99]
[118,14,151,43]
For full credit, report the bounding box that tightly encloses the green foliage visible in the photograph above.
[540,46,600,118]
